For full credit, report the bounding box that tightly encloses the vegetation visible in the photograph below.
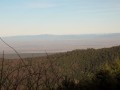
[54,45,120,79]
[57,59,120,90]
[0,45,120,90]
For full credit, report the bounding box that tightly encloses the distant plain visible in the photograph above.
[0,33,120,59]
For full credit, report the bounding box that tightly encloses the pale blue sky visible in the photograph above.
[0,0,120,36]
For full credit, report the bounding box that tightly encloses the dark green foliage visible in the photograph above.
[57,76,79,90]
[56,59,120,90]
[55,46,120,79]
[92,70,114,90]
[0,45,120,90]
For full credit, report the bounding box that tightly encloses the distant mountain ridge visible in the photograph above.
[2,33,120,39]
[0,33,120,53]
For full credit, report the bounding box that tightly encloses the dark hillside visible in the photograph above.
[53,46,120,79]
[0,46,120,90]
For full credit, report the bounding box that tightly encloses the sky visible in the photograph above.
[0,0,120,36]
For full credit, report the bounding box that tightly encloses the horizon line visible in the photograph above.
[1,32,120,38]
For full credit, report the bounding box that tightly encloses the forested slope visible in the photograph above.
[0,45,120,90]
[53,46,120,79]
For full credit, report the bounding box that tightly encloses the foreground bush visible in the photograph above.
[57,59,120,90]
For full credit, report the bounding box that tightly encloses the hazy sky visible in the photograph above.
[0,0,120,36]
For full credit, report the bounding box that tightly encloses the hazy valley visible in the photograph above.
[1,33,120,53]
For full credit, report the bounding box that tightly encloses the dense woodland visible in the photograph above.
[0,45,120,90]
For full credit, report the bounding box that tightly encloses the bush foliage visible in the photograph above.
[0,46,120,90]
